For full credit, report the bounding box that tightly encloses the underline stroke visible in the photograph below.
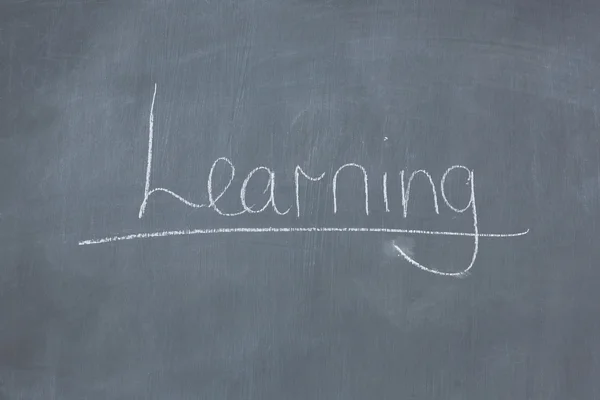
[78,227,529,246]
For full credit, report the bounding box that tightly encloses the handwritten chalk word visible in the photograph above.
[137,85,448,221]
[79,83,530,278]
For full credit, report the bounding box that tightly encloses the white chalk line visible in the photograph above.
[78,227,529,246]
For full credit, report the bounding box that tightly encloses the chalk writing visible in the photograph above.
[294,166,325,218]
[400,170,439,218]
[383,172,390,213]
[332,163,369,215]
[80,84,530,278]
[207,157,245,216]
[240,166,291,215]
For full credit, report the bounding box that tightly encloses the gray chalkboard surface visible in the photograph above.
[1,0,599,398]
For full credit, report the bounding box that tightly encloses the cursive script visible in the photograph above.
[79,84,529,278]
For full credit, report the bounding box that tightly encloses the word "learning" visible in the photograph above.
[79,84,529,278]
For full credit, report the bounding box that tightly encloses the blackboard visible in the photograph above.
[1,0,599,398]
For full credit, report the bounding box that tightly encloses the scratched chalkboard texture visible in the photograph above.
[1,0,600,399]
